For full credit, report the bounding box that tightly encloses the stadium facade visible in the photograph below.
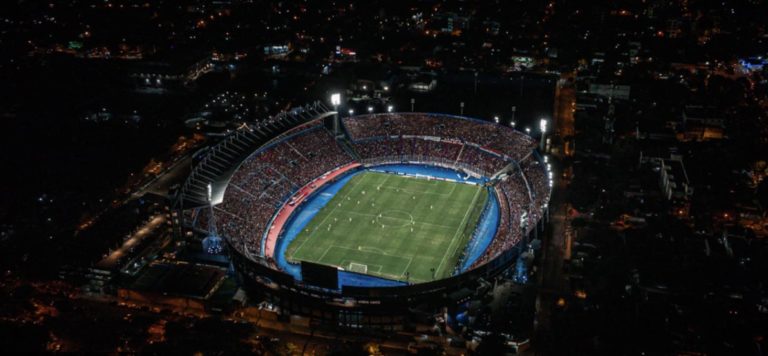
[172,103,551,329]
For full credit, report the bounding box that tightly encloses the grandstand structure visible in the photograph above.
[173,108,551,329]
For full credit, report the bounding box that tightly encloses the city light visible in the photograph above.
[510,121,516,127]
[494,115,500,123]
[348,109,355,115]
[540,118,548,133]
[525,127,531,134]
[387,105,394,112]
[367,106,374,113]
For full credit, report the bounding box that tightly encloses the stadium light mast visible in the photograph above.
[330,92,341,136]
[202,182,222,254]
[539,118,548,151]
[410,98,415,112]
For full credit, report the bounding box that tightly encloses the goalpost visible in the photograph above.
[348,262,368,274]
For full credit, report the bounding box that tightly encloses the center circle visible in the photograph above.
[375,210,415,228]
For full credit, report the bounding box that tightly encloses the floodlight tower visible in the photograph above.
[539,118,548,152]
[331,92,341,136]
[202,183,223,254]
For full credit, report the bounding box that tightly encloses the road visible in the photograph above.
[533,71,576,343]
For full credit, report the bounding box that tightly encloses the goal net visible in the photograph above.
[348,262,368,274]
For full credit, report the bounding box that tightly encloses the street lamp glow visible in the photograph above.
[387,105,394,112]
[367,106,374,113]
[330,93,341,106]
[383,85,389,91]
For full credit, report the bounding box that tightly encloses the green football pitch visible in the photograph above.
[285,171,489,283]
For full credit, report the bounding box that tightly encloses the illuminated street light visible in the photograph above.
[525,127,531,134]
[510,121,516,128]
[367,106,374,113]
[494,115,499,123]
[348,109,355,115]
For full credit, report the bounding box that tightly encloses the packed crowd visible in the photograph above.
[210,124,354,256]
[456,145,510,176]
[471,170,533,267]
[353,136,463,162]
[352,137,509,176]
[520,158,550,227]
[342,113,536,161]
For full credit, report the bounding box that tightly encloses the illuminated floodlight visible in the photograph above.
[510,121,516,127]
[525,127,531,134]
[383,85,389,91]
[348,109,355,115]
[540,118,548,133]
[367,106,374,113]
[330,93,341,106]
[494,115,500,123]
[387,105,394,112]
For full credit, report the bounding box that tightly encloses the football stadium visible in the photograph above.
[173,101,552,328]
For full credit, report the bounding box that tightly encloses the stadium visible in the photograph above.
[173,101,552,329]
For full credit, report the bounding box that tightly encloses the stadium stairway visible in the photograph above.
[491,160,521,181]
[335,136,362,160]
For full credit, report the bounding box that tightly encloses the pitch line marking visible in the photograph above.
[291,175,364,259]
[334,210,455,229]
[434,186,483,279]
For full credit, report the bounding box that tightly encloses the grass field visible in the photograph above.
[285,171,488,283]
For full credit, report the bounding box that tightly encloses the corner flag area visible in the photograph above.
[285,171,489,283]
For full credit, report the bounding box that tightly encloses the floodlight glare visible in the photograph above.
[367,106,374,112]
[330,93,341,106]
